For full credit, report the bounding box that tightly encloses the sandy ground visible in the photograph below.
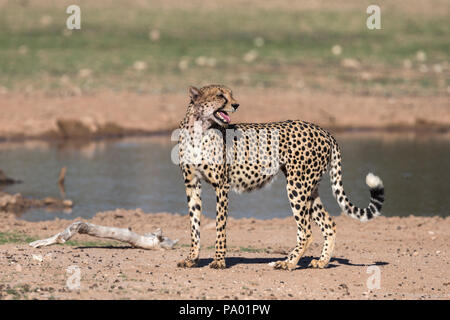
[0,209,448,300]
[1,89,449,300]
[1,90,449,141]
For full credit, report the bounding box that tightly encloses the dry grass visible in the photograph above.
[0,0,448,96]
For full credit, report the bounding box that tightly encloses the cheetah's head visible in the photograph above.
[188,85,239,127]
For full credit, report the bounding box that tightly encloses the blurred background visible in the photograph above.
[0,0,448,95]
[0,0,449,221]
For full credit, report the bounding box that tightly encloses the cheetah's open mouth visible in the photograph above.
[214,110,231,124]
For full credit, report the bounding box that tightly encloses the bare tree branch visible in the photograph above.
[29,221,178,250]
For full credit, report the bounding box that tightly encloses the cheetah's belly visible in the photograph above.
[229,163,279,193]
[227,126,281,193]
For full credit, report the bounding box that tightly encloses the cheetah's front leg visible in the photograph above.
[209,185,230,269]
[177,179,202,268]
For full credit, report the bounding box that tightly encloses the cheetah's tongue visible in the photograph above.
[218,111,230,123]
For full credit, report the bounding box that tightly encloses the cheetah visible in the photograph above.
[176,84,385,270]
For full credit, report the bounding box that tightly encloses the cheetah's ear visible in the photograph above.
[188,86,200,102]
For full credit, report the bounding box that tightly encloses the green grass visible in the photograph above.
[239,246,266,253]
[0,231,117,247]
[5,288,21,299]
[0,2,448,95]
[2,284,32,300]
[0,231,37,245]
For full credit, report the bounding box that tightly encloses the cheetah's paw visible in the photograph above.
[209,259,226,269]
[177,259,198,268]
[269,260,296,271]
[309,259,329,269]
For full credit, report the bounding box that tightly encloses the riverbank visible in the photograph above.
[0,209,448,299]
[1,90,449,141]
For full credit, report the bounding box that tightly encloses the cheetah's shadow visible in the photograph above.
[197,256,388,269]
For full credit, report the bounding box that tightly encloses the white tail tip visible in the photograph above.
[366,172,383,189]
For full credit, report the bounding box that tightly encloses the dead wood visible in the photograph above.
[29,221,178,250]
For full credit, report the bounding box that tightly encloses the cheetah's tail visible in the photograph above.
[329,141,385,222]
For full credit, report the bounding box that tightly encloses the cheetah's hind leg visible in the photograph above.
[309,189,336,269]
[270,178,314,271]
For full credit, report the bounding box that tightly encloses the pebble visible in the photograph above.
[133,61,147,71]
[416,51,427,62]
[331,45,342,56]
[341,58,360,69]
[32,254,43,262]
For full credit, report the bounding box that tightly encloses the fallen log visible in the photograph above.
[29,221,178,250]
[0,192,73,214]
[0,169,21,185]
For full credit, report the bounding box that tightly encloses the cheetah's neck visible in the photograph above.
[180,102,214,132]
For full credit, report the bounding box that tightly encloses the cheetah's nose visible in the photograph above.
[232,103,239,110]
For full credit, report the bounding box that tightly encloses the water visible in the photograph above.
[1,132,449,221]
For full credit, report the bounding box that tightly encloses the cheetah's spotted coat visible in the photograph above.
[177,85,385,270]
